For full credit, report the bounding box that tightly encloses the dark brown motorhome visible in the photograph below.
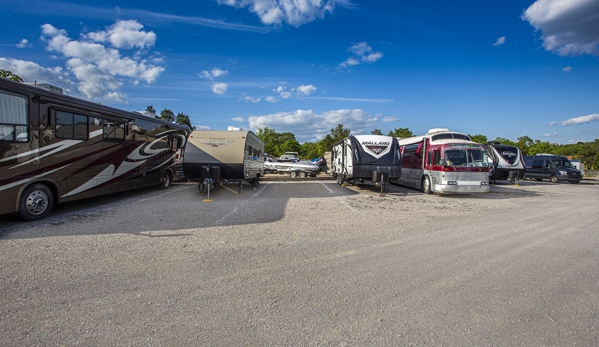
[0,78,190,220]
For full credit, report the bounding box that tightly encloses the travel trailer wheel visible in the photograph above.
[550,175,559,183]
[336,174,345,186]
[160,171,172,189]
[299,172,306,178]
[421,176,432,194]
[19,184,54,221]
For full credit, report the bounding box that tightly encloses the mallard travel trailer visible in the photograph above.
[183,130,264,192]
[330,135,401,192]
[0,78,190,220]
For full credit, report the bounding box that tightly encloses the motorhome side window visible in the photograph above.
[103,119,125,142]
[56,110,88,140]
[0,90,28,142]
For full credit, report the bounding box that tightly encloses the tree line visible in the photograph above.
[256,125,599,170]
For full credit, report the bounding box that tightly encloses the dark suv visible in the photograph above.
[523,154,583,184]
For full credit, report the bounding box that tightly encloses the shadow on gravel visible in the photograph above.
[0,180,358,239]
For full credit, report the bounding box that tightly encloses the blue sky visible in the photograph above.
[1,0,598,143]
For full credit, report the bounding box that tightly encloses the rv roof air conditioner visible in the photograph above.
[427,128,450,134]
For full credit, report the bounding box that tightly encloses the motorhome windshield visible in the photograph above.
[444,148,489,167]
[431,133,471,141]
[551,158,575,169]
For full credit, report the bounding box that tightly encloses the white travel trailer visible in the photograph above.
[183,130,264,192]
[330,135,402,192]
[485,143,525,183]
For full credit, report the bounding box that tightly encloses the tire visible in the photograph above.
[19,184,54,221]
[299,172,306,178]
[421,176,432,194]
[160,171,172,189]
[550,175,559,183]
[290,171,297,178]
[337,174,345,186]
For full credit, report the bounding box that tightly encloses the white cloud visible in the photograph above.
[544,133,558,137]
[0,57,74,88]
[232,117,245,122]
[493,36,506,46]
[211,82,228,94]
[199,67,228,80]
[36,21,164,101]
[272,84,317,99]
[562,66,572,72]
[85,20,156,49]
[216,0,351,27]
[522,0,599,56]
[382,116,400,122]
[248,108,377,142]
[265,95,278,102]
[339,41,383,69]
[558,113,599,126]
[242,95,261,103]
[16,39,31,48]
[296,84,317,96]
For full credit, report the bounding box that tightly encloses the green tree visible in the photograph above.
[156,108,175,122]
[329,124,351,143]
[145,105,156,115]
[387,128,413,138]
[175,112,195,130]
[490,137,517,147]
[469,134,488,144]
[371,129,383,135]
[0,69,23,82]
[300,142,319,159]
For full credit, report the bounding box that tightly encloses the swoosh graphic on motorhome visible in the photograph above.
[6,130,103,169]
[61,136,171,197]
[128,137,169,160]
[0,165,70,192]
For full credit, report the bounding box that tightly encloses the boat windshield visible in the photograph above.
[444,148,489,167]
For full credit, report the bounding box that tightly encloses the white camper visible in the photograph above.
[330,135,402,192]
[183,130,264,191]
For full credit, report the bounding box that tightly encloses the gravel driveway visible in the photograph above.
[1,178,598,346]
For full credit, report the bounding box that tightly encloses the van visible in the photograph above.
[523,154,583,184]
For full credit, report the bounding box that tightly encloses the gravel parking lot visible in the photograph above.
[1,177,598,346]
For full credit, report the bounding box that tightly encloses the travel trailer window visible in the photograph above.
[56,110,89,140]
[0,90,28,142]
[103,119,125,142]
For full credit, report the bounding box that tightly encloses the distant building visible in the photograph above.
[25,82,63,94]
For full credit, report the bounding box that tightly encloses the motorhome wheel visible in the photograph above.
[422,176,432,194]
[160,171,172,189]
[19,184,54,221]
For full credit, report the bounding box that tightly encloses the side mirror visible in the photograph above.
[439,158,446,166]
